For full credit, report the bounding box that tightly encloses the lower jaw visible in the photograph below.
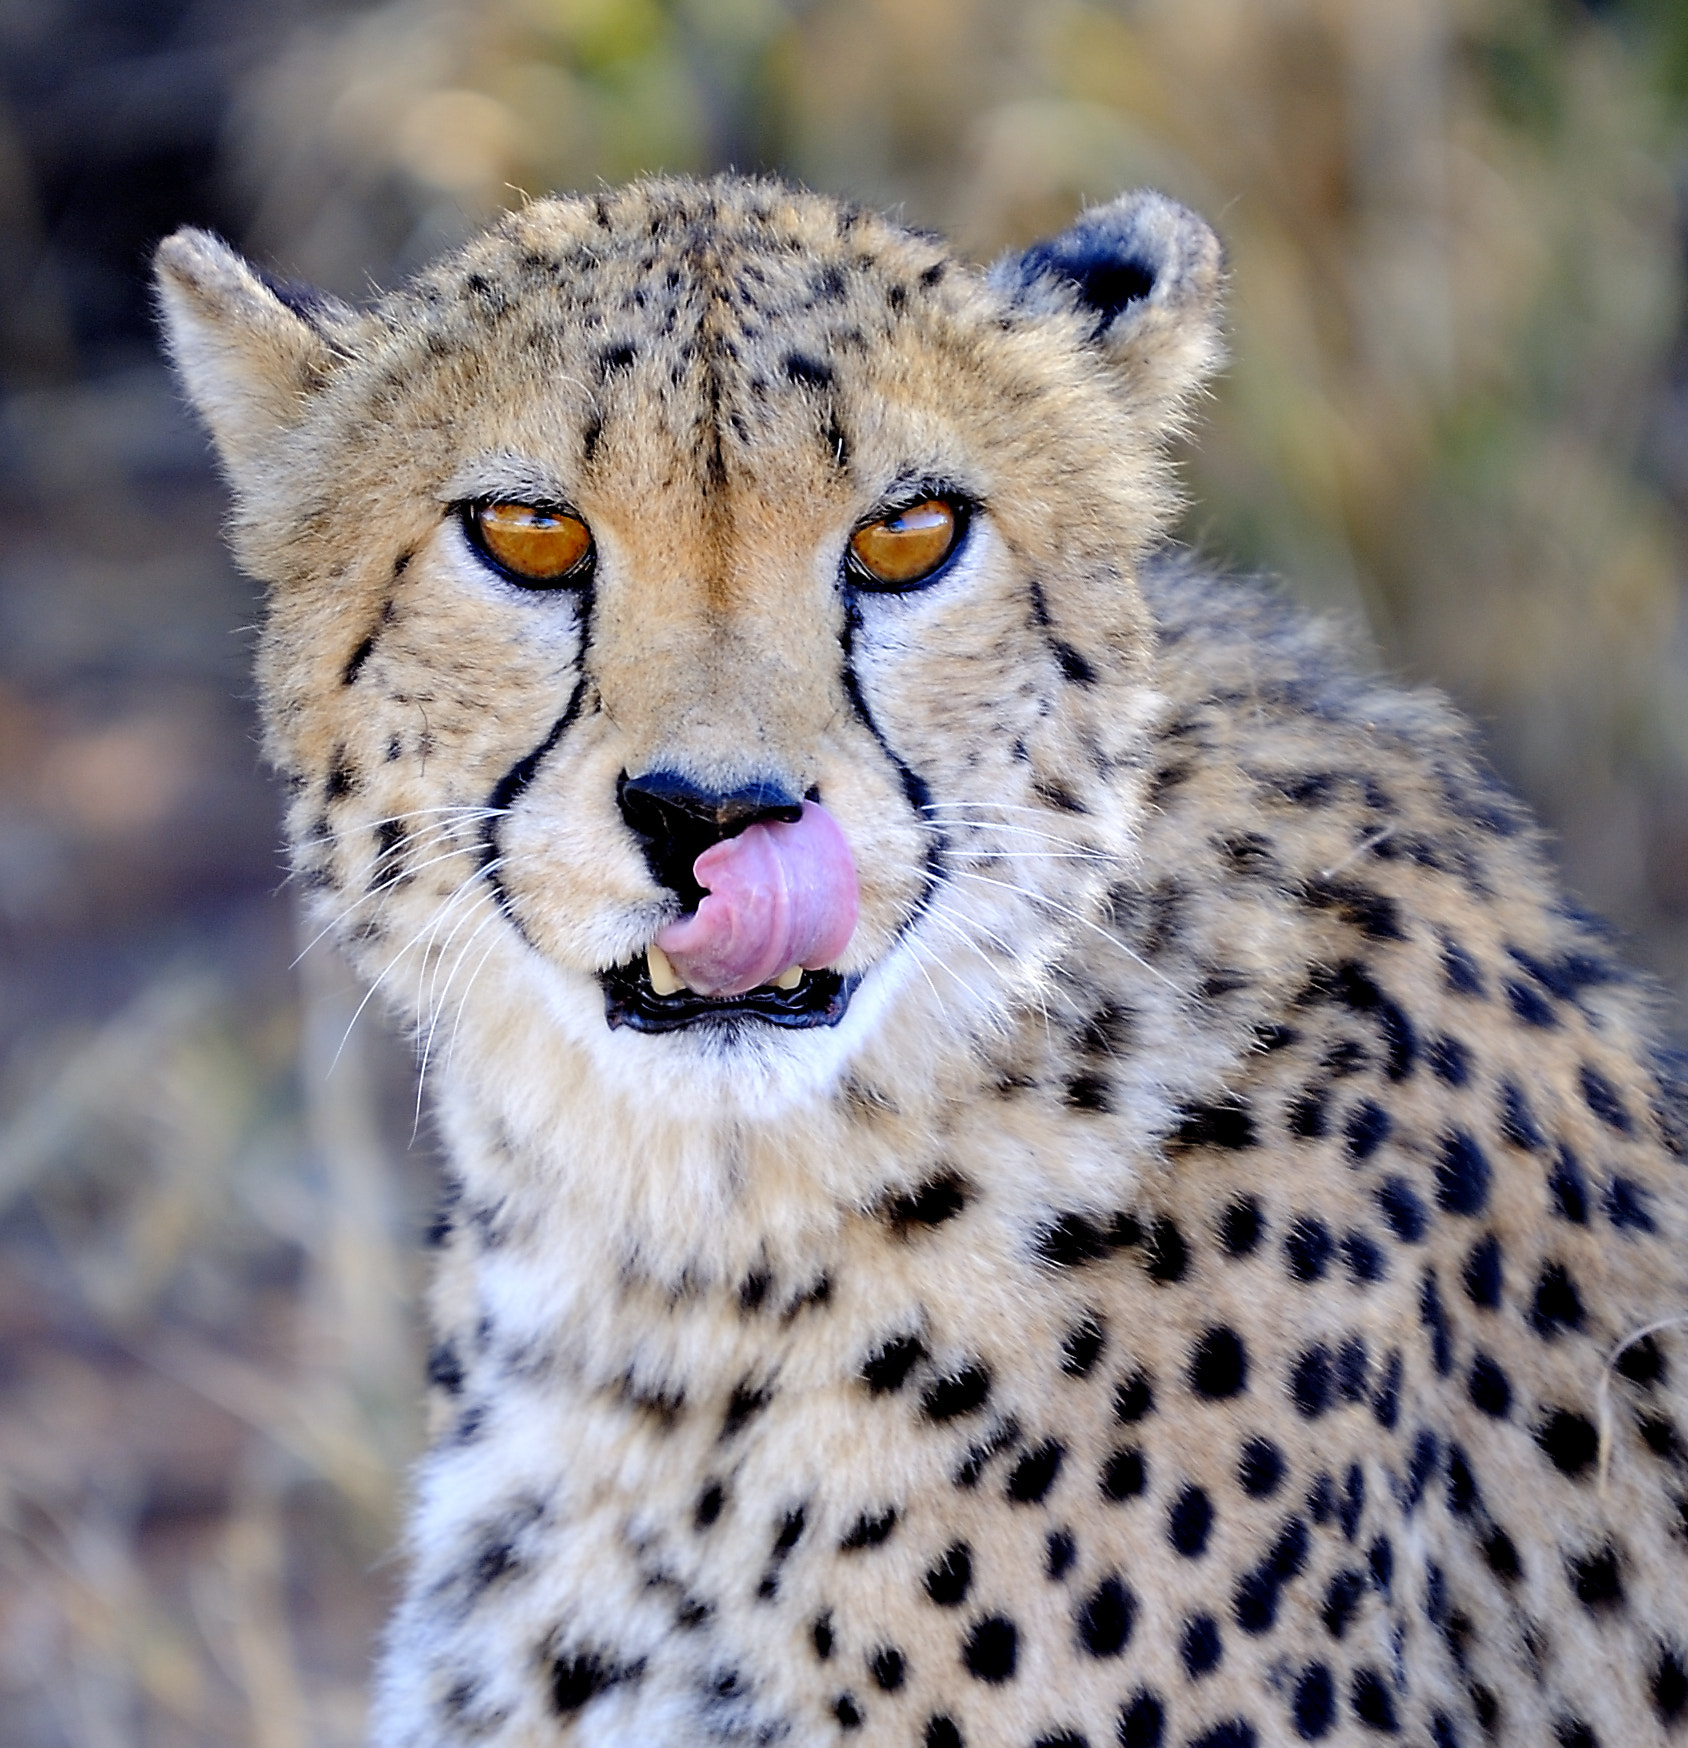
[599,963,854,1033]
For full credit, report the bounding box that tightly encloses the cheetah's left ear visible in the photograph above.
[991,190,1224,428]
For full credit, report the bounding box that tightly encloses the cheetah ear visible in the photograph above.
[154,228,349,484]
[991,190,1225,428]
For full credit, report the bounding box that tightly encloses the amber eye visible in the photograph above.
[470,502,593,585]
[848,499,962,588]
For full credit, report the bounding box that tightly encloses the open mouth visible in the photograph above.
[600,950,854,1033]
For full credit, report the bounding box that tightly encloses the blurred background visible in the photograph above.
[3,0,1688,1741]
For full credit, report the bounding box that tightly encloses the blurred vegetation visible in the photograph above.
[2,0,1688,1742]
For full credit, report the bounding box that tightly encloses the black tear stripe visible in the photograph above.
[839,598,945,931]
[479,673,591,939]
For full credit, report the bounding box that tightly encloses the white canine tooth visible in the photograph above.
[646,944,686,996]
[773,964,803,991]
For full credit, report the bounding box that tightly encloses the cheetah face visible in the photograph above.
[156,180,1222,1111]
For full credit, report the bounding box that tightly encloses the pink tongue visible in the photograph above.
[654,801,858,998]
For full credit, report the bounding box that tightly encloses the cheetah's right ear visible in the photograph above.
[990,191,1225,431]
[154,229,347,485]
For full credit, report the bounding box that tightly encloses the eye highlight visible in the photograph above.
[848,499,964,589]
[467,502,594,586]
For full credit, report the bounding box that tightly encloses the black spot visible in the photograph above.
[1400,1428,1441,1511]
[1289,1086,1329,1138]
[1375,1178,1428,1242]
[1031,1735,1088,1748]
[1292,1663,1336,1740]
[1552,1721,1597,1748]
[427,1341,465,1395]
[1302,879,1405,942]
[1285,1217,1334,1283]
[1605,1176,1657,1233]
[1468,1354,1512,1418]
[342,634,375,686]
[1442,936,1486,995]
[1548,1147,1590,1223]
[1343,1230,1386,1283]
[1007,1441,1066,1504]
[1498,1081,1545,1151]
[922,1363,991,1421]
[1616,1334,1666,1387]
[1351,1667,1399,1732]
[1436,1131,1491,1216]
[1482,1526,1521,1581]
[834,1693,863,1729]
[882,1173,969,1233]
[738,1270,770,1312]
[1064,1072,1113,1112]
[962,1615,1018,1683]
[597,341,637,376]
[1144,1217,1188,1283]
[1369,1535,1394,1595]
[1218,1197,1264,1256]
[925,1718,963,1748]
[1181,1612,1223,1677]
[783,352,833,388]
[1580,1064,1632,1132]
[695,1483,725,1528]
[1076,1574,1135,1657]
[840,1506,898,1550]
[1345,1100,1392,1162]
[721,1382,772,1439]
[1291,1345,1333,1418]
[1531,1262,1584,1337]
[1117,1691,1165,1748]
[1173,1099,1256,1149]
[1234,1517,1309,1634]
[1462,1234,1502,1308]
[324,753,356,800]
[1339,1464,1366,1540]
[551,1649,642,1714]
[1239,1438,1283,1497]
[1170,1486,1213,1556]
[952,1416,1023,1488]
[924,1543,972,1606]
[1190,1327,1249,1399]
[868,1646,905,1692]
[1114,1371,1153,1423]
[1470,1687,1498,1734]
[1101,1447,1147,1501]
[1337,1338,1370,1402]
[772,1505,806,1555]
[1062,1317,1106,1378]
[862,1334,927,1393]
[1322,1569,1365,1638]
[1051,639,1098,686]
[1427,1036,1470,1085]
[1046,1529,1075,1579]
[1506,980,1558,1028]
[1372,1350,1402,1428]
[1537,1409,1599,1479]
[1035,1212,1113,1267]
[1421,1270,1454,1376]
[1651,1648,1688,1723]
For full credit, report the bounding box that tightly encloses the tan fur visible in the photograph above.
[159,177,1688,1747]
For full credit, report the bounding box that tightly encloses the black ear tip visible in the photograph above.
[1020,240,1157,325]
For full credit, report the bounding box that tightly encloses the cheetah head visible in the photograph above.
[156,178,1222,1118]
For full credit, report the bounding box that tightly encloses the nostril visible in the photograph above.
[617,769,804,906]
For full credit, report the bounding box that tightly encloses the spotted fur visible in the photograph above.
[158,176,1688,1747]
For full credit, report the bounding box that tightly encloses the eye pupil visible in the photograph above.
[472,501,593,584]
[848,498,961,587]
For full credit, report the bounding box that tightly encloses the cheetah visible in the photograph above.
[156,176,1688,1746]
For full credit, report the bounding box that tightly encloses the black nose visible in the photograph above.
[618,769,804,906]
